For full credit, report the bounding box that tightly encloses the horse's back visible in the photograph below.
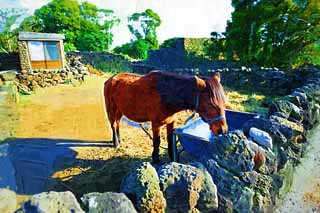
[103,72,162,122]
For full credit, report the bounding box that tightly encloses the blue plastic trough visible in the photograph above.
[172,110,259,161]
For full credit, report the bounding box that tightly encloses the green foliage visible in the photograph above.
[204,32,226,60]
[23,0,120,52]
[184,38,210,58]
[113,39,150,60]
[0,8,25,53]
[128,9,161,49]
[95,58,132,73]
[113,9,161,60]
[226,0,320,68]
[160,38,182,48]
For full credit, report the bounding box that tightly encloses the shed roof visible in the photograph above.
[19,32,65,41]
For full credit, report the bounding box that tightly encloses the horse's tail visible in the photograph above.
[102,75,116,121]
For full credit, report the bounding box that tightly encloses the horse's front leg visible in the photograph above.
[166,121,175,161]
[151,123,161,163]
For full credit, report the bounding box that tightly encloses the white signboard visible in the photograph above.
[28,41,45,61]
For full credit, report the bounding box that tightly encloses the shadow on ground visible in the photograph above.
[0,137,151,198]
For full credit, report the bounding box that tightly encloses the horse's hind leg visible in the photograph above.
[115,111,123,144]
[106,104,120,148]
[108,116,120,148]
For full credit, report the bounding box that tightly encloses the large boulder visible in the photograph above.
[23,191,84,213]
[269,116,304,142]
[157,162,218,212]
[204,159,254,212]
[120,162,166,213]
[81,192,137,213]
[202,130,255,176]
[0,188,17,213]
[251,174,274,212]
[191,162,219,211]
[269,100,303,123]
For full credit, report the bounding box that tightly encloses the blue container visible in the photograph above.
[173,110,259,159]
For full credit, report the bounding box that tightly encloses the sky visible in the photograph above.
[1,0,234,48]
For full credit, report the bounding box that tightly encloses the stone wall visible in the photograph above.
[17,41,31,71]
[16,55,89,94]
[118,67,320,212]
[67,51,133,73]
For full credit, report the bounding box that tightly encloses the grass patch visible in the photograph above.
[225,88,279,115]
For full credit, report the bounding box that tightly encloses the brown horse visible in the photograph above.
[103,70,228,163]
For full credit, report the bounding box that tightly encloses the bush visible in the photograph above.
[113,39,150,60]
[95,58,132,73]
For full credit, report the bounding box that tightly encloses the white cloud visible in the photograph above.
[19,0,50,13]
[82,0,234,47]
[0,0,234,48]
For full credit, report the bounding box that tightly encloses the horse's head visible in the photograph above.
[195,72,228,135]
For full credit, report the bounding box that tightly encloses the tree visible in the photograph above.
[113,39,150,60]
[204,32,226,60]
[113,9,161,60]
[225,0,320,67]
[24,0,120,52]
[128,9,161,49]
[0,8,25,53]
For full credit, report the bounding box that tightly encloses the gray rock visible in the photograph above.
[204,159,254,212]
[251,174,274,212]
[0,70,17,81]
[18,84,32,95]
[81,192,137,213]
[212,194,233,213]
[233,187,254,213]
[269,115,304,142]
[249,127,273,150]
[0,188,17,213]
[203,130,255,176]
[121,162,166,213]
[24,191,84,213]
[191,162,218,211]
[269,100,303,122]
[243,117,298,145]
[158,162,218,212]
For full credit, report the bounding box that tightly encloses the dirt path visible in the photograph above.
[276,124,320,212]
[15,76,109,141]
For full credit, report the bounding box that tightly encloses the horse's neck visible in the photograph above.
[156,74,198,110]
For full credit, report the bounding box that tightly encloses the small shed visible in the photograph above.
[18,32,65,70]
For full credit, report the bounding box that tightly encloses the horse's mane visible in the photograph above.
[153,71,197,110]
[153,71,226,110]
[205,78,227,107]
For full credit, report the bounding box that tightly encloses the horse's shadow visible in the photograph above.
[0,137,150,198]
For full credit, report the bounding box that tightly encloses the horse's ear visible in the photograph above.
[213,72,221,83]
[195,76,206,90]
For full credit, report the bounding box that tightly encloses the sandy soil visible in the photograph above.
[276,124,320,212]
